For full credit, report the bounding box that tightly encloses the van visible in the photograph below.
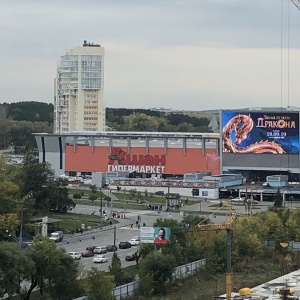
[94,246,107,254]
[49,231,64,243]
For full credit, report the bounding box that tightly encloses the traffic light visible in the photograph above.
[192,189,199,196]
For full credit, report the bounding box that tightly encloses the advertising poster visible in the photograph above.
[222,111,299,154]
[140,227,171,244]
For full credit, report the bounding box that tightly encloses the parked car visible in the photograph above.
[231,197,245,202]
[125,253,138,262]
[93,255,108,263]
[119,241,132,249]
[86,246,96,252]
[81,250,94,257]
[129,238,140,246]
[155,191,164,196]
[94,246,107,254]
[69,252,81,260]
[106,245,118,252]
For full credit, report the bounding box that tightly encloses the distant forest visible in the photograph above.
[0,102,213,151]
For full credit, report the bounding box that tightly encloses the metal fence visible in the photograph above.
[113,280,140,300]
[113,258,206,300]
[172,259,206,280]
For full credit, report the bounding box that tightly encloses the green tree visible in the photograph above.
[274,187,283,207]
[45,178,75,213]
[175,122,195,132]
[0,213,20,241]
[23,236,82,300]
[17,153,75,214]
[10,120,52,150]
[0,106,13,149]
[139,251,176,296]
[0,242,32,298]
[124,113,160,131]
[108,252,123,286]
[87,268,115,300]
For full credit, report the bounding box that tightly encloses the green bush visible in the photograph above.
[105,196,111,202]
[139,252,176,296]
[89,194,98,201]
[73,193,81,199]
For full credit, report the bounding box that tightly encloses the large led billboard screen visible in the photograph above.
[222,111,299,154]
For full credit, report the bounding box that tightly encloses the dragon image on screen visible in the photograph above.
[222,112,299,155]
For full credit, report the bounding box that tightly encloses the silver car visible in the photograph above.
[94,246,107,254]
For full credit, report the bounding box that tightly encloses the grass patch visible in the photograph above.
[113,192,194,207]
[68,188,107,200]
[73,199,149,211]
[114,192,166,204]
[48,213,117,231]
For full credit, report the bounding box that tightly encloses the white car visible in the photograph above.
[94,246,107,254]
[231,197,245,202]
[93,255,108,263]
[68,252,81,260]
[129,238,140,246]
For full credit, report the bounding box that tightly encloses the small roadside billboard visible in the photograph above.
[140,227,171,244]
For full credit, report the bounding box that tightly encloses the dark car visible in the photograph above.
[119,242,132,249]
[81,250,94,257]
[106,245,118,252]
[86,246,96,252]
[155,191,164,196]
[125,252,137,261]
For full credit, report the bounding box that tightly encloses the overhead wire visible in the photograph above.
[281,0,284,111]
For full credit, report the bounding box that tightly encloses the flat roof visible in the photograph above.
[33,131,220,139]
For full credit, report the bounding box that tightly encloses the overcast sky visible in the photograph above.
[1,0,300,111]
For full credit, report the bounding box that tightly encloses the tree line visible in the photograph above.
[0,102,53,152]
[0,102,213,151]
[106,108,212,132]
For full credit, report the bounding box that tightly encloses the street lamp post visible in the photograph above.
[123,188,126,218]
[166,181,171,211]
[100,189,103,222]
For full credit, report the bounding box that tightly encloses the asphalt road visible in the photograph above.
[59,226,141,271]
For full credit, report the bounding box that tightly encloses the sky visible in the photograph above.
[1,0,300,111]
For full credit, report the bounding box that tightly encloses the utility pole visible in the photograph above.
[113,226,116,253]
[123,188,126,218]
[226,229,233,300]
[166,181,170,211]
[110,188,113,217]
[100,189,103,222]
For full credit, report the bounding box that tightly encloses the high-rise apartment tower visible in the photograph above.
[54,41,105,133]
